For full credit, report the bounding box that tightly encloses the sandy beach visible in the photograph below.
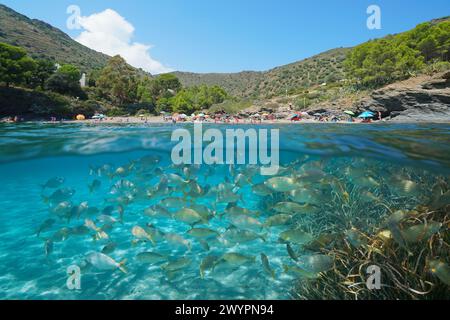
[47,116,450,125]
[34,114,386,125]
[63,117,365,125]
[3,114,449,125]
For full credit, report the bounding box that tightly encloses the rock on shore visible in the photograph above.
[355,71,450,122]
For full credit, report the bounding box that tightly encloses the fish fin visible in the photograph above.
[41,195,49,204]
[166,270,177,281]
[212,259,223,272]
[118,259,127,273]
[199,240,210,251]
[118,205,125,224]
[239,194,246,205]
[260,233,268,242]
[226,224,236,231]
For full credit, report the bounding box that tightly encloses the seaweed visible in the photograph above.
[290,202,449,300]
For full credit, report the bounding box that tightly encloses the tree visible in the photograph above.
[344,19,449,88]
[418,37,438,62]
[137,76,156,104]
[172,89,195,114]
[31,59,56,88]
[96,55,138,105]
[209,85,228,104]
[45,64,85,98]
[87,68,102,87]
[0,42,36,87]
[155,73,182,95]
[156,96,174,113]
[155,84,229,114]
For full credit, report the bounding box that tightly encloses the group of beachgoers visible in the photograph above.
[1,108,384,124]
[163,110,383,124]
[166,114,265,124]
[311,112,382,123]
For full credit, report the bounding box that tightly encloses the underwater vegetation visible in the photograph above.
[32,153,450,300]
[291,195,450,300]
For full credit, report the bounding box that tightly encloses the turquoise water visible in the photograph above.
[0,123,449,300]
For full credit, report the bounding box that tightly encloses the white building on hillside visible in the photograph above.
[80,73,86,87]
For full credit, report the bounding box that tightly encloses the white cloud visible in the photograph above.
[75,9,172,74]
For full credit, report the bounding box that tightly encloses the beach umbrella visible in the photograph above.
[313,113,322,117]
[198,113,205,117]
[300,112,309,116]
[358,111,375,118]
[76,114,85,120]
[344,110,355,116]
[179,114,187,119]
[290,114,300,120]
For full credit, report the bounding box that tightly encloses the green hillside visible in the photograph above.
[173,70,262,98]
[174,48,349,98]
[0,4,109,73]
[173,18,449,99]
[255,48,349,97]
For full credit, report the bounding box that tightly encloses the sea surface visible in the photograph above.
[0,122,449,300]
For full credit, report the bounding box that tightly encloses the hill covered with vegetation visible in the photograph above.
[174,48,349,98]
[175,17,449,102]
[0,4,109,73]
[0,39,229,119]
[345,17,450,88]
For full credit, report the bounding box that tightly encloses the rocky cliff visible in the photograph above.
[355,72,450,122]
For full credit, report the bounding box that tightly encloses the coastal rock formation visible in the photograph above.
[355,72,450,122]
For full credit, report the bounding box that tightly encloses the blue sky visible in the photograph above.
[1,0,449,73]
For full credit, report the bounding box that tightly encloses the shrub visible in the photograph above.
[105,107,128,117]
